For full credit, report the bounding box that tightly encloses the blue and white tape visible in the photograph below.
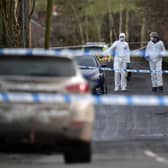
[79,66,168,74]
[0,92,168,106]
[1,49,168,75]
[1,49,168,57]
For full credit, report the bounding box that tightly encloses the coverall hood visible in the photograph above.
[119,33,126,41]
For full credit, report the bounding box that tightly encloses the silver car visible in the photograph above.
[0,50,94,163]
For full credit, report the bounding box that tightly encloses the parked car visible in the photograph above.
[0,49,94,164]
[74,55,107,94]
[51,42,112,63]
[81,42,112,63]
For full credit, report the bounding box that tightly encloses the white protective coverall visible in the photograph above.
[145,40,166,88]
[107,33,130,91]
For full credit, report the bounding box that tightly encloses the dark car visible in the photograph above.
[74,55,107,95]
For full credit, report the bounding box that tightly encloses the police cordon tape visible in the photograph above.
[79,66,168,74]
[0,49,166,74]
[1,48,168,57]
[0,92,168,106]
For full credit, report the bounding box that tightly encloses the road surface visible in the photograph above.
[1,60,168,167]
[0,140,168,168]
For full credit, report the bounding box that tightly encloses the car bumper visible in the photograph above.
[0,102,94,144]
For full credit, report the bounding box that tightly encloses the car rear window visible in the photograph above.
[75,56,97,67]
[0,56,76,77]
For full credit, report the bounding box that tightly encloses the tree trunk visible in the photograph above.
[112,13,117,40]
[85,15,89,42]
[28,0,32,48]
[125,0,129,41]
[141,17,146,47]
[93,15,101,41]
[22,0,26,48]
[45,0,53,49]
[0,0,34,48]
[0,11,3,46]
[87,1,101,41]
[107,0,113,43]
[119,0,123,34]
[28,0,35,48]
[84,0,89,42]
[68,0,85,44]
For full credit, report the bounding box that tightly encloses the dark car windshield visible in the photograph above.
[83,46,103,54]
[0,56,76,77]
[75,56,98,67]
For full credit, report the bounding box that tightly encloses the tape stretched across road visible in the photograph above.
[80,66,168,74]
[0,92,168,106]
[2,49,167,74]
[1,48,168,57]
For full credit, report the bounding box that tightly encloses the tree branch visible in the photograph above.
[29,0,36,20]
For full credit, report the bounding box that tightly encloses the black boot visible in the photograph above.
[158,86,163,91]
[152,87,157,92]
[127,72,131,81]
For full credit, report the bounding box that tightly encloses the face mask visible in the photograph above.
[119,37,125,41]
[151,37,158,43]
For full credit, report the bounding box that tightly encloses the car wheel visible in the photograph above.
[64,141,91,164]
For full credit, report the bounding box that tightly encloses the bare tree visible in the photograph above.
[86,0,102,42]
[45,0,53,49]
[140,17,146,47]
[68,0,85,44]
[0,0,22,47]
[92,14,102,41]
[0,0,35,48]
[28,0,36,47]
[84,15,89,42]
[125,0,129,40]
[107,0,113,43]
[119,0,123,34]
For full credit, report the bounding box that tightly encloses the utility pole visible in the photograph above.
[44,0,53,49]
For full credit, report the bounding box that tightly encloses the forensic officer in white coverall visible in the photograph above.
[145,32,166,92]
[107,33,130,92]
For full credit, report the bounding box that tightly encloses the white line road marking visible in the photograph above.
[144,150,168,164]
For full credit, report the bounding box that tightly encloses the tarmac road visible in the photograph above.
[94,61,168,141]
[1,61,168,167]
[0,140,168,168]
